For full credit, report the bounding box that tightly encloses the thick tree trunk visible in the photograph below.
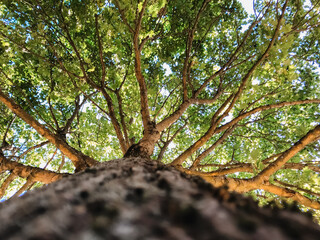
[0,157,319,240]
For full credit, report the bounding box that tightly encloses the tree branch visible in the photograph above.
[156,100,192,132]
[274,179,320,198]
[216,99,320,134]
[133,0,152,131]
[11,177,34,198]
[178,166,320,209]
[99,88,127,154]
[194,9,266,97]
[213,0,288,125]
[0,88,98,171]
[254,125,320,183]
[0,172,16,199]
[284,162,320,173]
[58,13,127,153]
[157,121,188,162]
[261,183,320,209]
[190,125,237,169]
[95,14,106,85]
[170,94,234,166]
[1,115,16,148]
[0,152,68,184]
[182,0,211,101]
[115,90,130,149]
[18,141,50,159]
[113,0,135,34]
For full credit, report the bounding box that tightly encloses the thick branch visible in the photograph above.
[253,125,320,183]
[261,183,320,209]
[179,167,320,209]
[133,0,152,130]
[0,153,67,184]
[0,172,16,198]
[0,88,98,171]
[274,179,320,198]
[99,89,127,154]
[194,153,316,176]
[284,162,320,173]
[156,100,192,132]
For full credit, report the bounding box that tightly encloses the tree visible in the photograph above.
[0,0,320,231]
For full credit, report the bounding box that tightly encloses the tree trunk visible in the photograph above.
[0,157,319,240]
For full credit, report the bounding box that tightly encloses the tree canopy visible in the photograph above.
[0,0,320,221]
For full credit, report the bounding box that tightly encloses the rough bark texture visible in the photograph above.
[0,158,319,240]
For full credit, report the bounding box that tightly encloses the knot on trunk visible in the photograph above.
[123,143,150,159]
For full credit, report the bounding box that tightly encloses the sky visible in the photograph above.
[237,0,254,15]
[238,0,313,14]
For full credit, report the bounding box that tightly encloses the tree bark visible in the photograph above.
[0,157,319,240]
